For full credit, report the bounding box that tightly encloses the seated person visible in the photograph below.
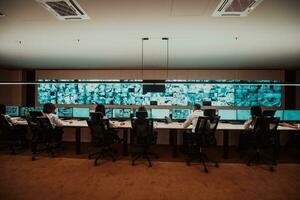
[0,104,17,125]
[94,104,121,143]
[0,104,27,147]
[182,104,212,152]
[42,103,64,143]
[239,106,262,152]
[135,105,148,118]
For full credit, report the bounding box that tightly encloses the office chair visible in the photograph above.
[204,109,216,119]
[246,116,279,172]
[131,118,158,167]
[27,117,58,161]
[0,114,22,154]
[87,119,116,166]
[186,116,219,173]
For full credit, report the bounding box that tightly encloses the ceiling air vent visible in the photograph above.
[212,0,264,17]
[36,0,90,20]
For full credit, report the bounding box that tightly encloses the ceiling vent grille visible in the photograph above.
[36,0,90,20]
[212,0,264,17]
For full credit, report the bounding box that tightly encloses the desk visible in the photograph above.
[12,118,298,158]
[154,122,298,159]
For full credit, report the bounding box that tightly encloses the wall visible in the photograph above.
[296,70,300,109]
[0,69,24,105]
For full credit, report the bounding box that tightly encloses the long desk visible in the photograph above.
[12,118,298,158]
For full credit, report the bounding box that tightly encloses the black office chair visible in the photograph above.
[131,118,158,167]
[246,116,279,171]
[0,114,21,154]
[27,117,58,161]
[204,109,216,119]
[186,116,219,173]
[87,119,116,166]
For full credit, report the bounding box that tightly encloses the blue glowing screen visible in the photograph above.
[38,80,281,107]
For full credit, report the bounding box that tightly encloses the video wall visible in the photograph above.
[37,80,282,107]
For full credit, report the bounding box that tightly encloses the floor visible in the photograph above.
[0,143,300,200]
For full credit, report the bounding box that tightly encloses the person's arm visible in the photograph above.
[183,114,193,128]
[244,116,252,129]
[51,114,64,127]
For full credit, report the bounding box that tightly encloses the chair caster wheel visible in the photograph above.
[204,168,208,173]
[270,167,274,172]
[88,156,91,160]
[131,162,135,166]
[215,163,219,167]
[186,162,191,166]
[32,157,36,161]
[112,158,116,162]
[149,164,152,168]
[156,155,159,159]
[247,162,251,166]
[94,162,98,166]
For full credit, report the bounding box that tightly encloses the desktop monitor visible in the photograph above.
[20,107,35,117]
[5,105,19,117]
[236,110,251,121]
[172,109,191,120]
[283,110,300,122]
[150,109,170,119]
[57,107,73,118]
[73,107,90,119]
[274,110,284,121]
[113,108,131,119]
[218,110,237,121]
[104,108,113,118]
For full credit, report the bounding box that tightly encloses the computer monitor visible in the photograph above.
[218,110,237,121]
[172,109,191,120]
[236,110,251,121]
[274,110,284,121]
[57,107,73,118]
[150,109,170,119]
[105,108,113,118]
[5,105,19,117]
[113,108,131,119]
[73,107,90,119]
[263,110,276,117]
[20,107,35,117]
[283,110,300,122]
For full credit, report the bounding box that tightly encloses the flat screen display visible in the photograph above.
[20,107,35,117]
[57,107,73,118]
[38,80,281,107]
[236,110,251,121]
[172,109,191,120]
[218,110,237,121]
[283,110,300,122]
[105,108,113,118]
[5,106,19,117]
[73,107,90,118]
[112,108,131,119]
[150,109,170,119]
[274,110,284,120]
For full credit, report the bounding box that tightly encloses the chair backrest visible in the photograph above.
[0,114,13,139]
[209,116,220,134]
[90,112,104,121]
[27,117,53,143]
[136,111,148,119]
[132,118,153,145]
[87,118,112,146]
[194,116,209,136]
[252,116,273,146]
[204,109,216,120]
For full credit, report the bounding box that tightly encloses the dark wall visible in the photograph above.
[25,70,35,106]
[285,70,297,109]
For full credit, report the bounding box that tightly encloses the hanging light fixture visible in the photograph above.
[162,37,169,79]
[141,37,149,80]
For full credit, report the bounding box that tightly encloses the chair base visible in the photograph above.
[186,152,219,173]
[131,149,159,167]
[31,143,56,161]
[88,147,116,166]
[246,151,276,172]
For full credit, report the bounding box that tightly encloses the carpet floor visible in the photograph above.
[0,144,300,200]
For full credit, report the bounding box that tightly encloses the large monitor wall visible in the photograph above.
[37,80,282,107]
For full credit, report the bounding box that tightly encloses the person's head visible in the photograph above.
[250,106,262,117]
[193,104,201,111]
[0,104,6,115]
[138,106,147,112]
[43,103,56,114]
[95,104,105,116]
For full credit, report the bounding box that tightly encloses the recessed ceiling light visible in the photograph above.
[0,12,6,17]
